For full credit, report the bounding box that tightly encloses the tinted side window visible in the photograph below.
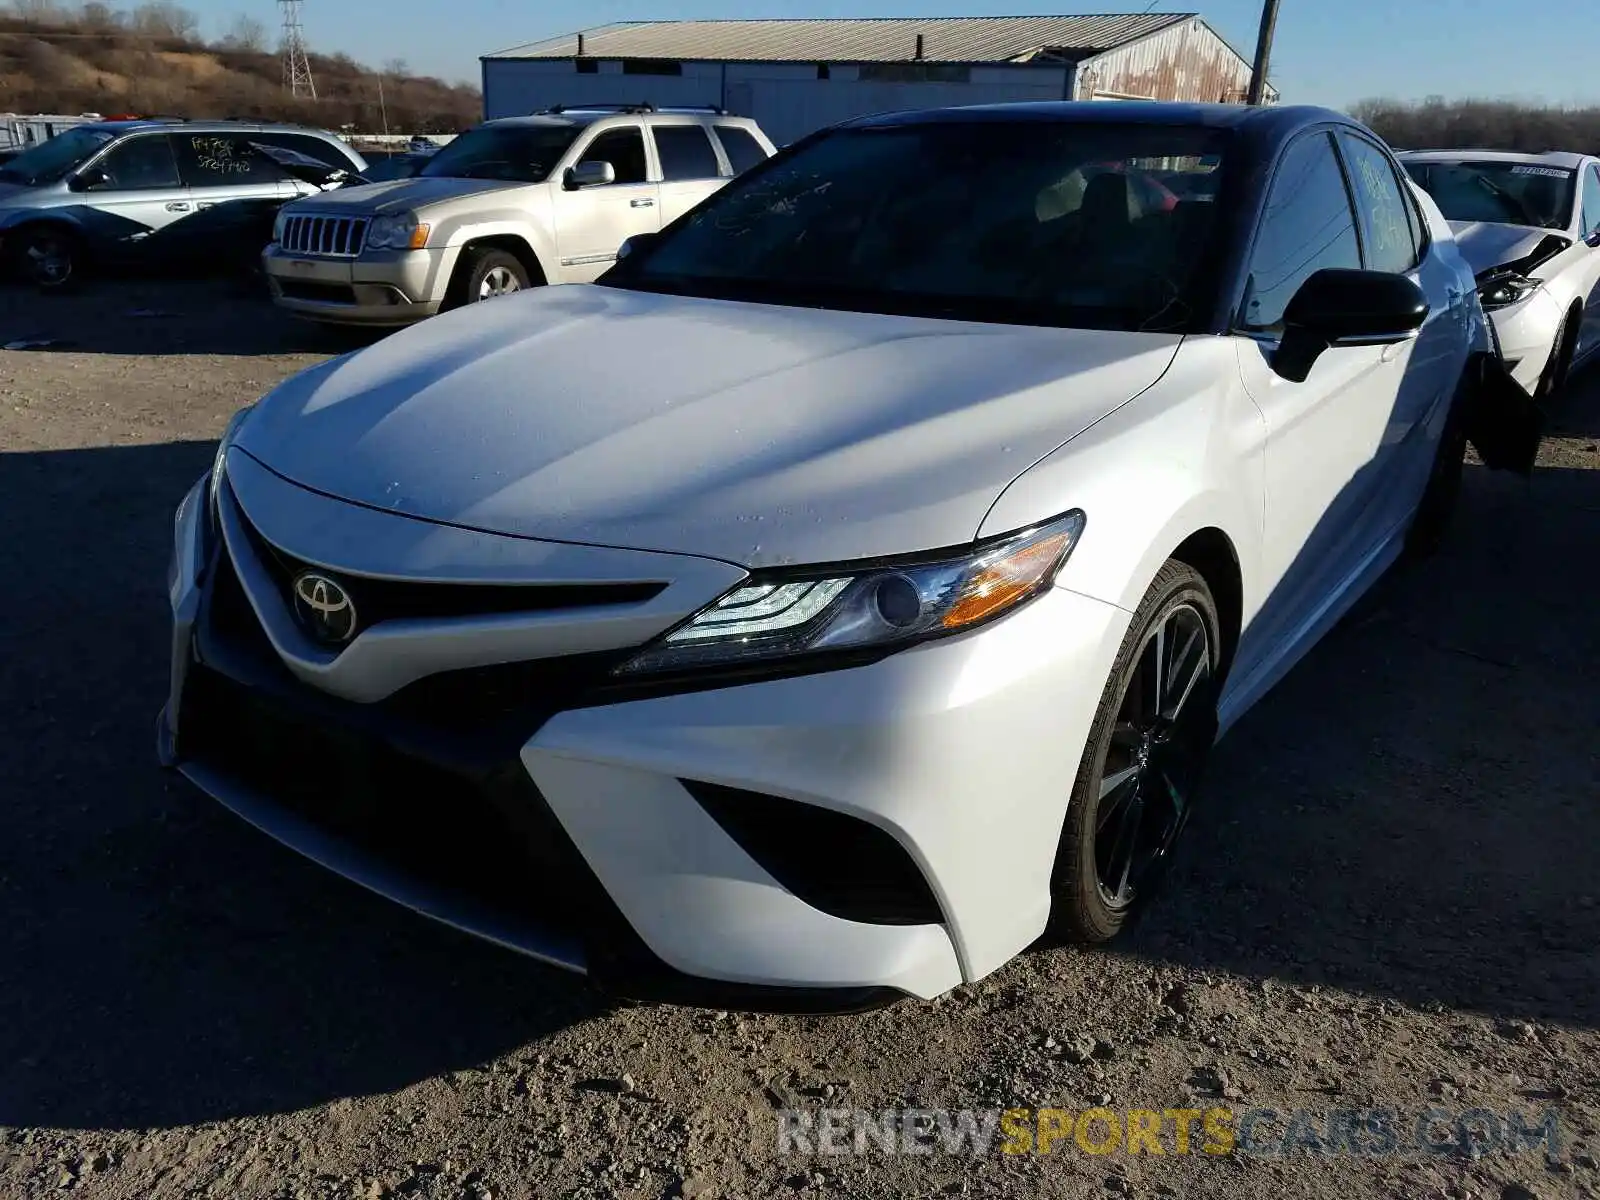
[713,125,767,174]
[175,134,288,188]
[1242,131,1361,332]
[1583,165,1600,237]
[249,131,361,172]
[1338,132,1417,272]
[94,134,180,190]
[579,128,647,185]
[653,125,721,181]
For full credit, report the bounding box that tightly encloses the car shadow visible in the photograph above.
[0,440,610,1132]
[1125,360,1600,1028]
[0,276,387,357]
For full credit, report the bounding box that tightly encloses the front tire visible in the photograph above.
[445,247,531,309]
[1050,561,1221,944]
[14,226,80,290]
[1536,311,1578,400]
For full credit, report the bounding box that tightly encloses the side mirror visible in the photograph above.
[1272,268,1429,383]
[71,166,110,192]
[564,159,615,190]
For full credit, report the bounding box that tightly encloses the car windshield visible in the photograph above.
[419,124,580,183]
[605,121,1230,332]
[1403,160,1577,230]
[0,126,116,186]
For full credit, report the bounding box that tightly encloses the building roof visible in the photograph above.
[486,14,1203,65]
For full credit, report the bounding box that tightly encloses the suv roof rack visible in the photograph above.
[540,102,656,115]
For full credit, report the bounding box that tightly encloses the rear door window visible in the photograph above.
[653,125,722,180]
[1337,132,1419,273]
[174,134,289,189]
[713,125,768,174]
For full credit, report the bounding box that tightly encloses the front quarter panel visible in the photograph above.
[980,336,1266,624]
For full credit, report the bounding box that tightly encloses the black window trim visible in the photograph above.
[1333,128,1427,273]
[1231,125,1362,336]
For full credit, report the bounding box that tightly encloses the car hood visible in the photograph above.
[286,175,519,213]
[1448,220,1569,276]
[235,286,1181,568]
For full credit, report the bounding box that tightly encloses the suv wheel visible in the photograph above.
[449,247,531,308]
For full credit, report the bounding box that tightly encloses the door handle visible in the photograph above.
[630,198,654,208]
[197,201,217,210]
[165,201,191,212]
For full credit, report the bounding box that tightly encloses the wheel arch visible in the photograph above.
[1167,527,1243,678]
[455,234,548,286]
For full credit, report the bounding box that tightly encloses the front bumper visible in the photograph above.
[1486,287,1563,393]
[161,462,1129,1007]
[262,243,458,326]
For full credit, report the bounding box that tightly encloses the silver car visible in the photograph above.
[0,118,367,287]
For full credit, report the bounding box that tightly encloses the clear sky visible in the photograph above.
[190,0,1599,110]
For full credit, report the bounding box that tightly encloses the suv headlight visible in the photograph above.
[366,210,431,251]
[615,512,1086,677]
[272,208,289,244]
[1479,273,1541,311]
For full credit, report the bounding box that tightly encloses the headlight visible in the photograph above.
[1478,273,1541,311]
[615,511,1086,676]
[366,210,430,251]
[272,208,289,244]
[209,404,256,518]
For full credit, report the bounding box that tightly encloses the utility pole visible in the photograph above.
[1247,0,1280,106]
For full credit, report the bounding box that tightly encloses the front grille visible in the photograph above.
[278,280,358,305]
[202,540,627,753]
[231,502,665,632]
[280,213,368,258]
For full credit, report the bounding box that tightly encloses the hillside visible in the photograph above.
[0,3,480,133]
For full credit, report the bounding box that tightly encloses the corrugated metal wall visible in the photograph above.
[1072,18,1259,104]
[482,59,1070,144]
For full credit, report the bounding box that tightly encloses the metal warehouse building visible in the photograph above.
[482,13,1275,146]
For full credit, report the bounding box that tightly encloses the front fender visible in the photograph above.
[979,337,1266,620]
[430,205,556,281]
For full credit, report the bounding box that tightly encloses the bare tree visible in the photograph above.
[9,0,68,25]
[79,1,124,31]
[383,57,410,78]
[219,13,268,52]
[129,1,199,40]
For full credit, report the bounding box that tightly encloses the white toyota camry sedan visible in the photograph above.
[162,102,1530,1010]
[1399,149,1600,396]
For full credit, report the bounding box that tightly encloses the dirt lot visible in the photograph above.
[1,279,1597,1200]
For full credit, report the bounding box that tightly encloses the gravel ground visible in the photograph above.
[1,279,1597,1200]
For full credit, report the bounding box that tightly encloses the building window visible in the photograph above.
[622,59,682,76]
[858,63,970,84]
[816,63,830,80]
[574,59,598,74]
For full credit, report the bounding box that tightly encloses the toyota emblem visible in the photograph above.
[291,571,358,645]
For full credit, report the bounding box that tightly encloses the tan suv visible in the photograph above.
[261,104,775,326]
